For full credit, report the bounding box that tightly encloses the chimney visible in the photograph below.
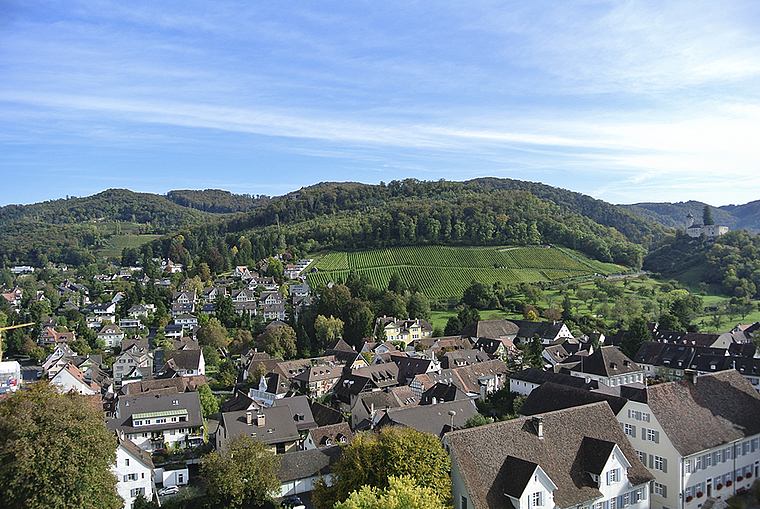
[533,416,544,439]
[257,413,266,427]
[246,411,252,425]
[685,369,697,385]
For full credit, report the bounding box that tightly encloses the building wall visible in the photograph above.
[619,400,686,509]
[113,446,154,509]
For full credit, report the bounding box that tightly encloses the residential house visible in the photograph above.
[410,359,508,400]
[173,313,198,330]
[563,346,644,388]
[259,291,286,321]
[39,326,76,347]
[617,370,760,509]
[118,318,142,329]
[509,368,593,396]
[277,446,342,498]
[272,395,318,432]
[42,344,78,376]
[98,324,126,349]
[289,283,310,298]
[215,406,300,455]
[284,264,300,279]
[113,342,153,384]
[445,402,653,509]
[233,265,253,279]
[304,423,353,450]
[2,286,23,308]
[376,398,478,438]
[50,362,101,395]
[107,389,204,452]
[461,319,573,345]
[442,349,490,369]
[293,364,343,398]
[350,386,419,430]
[157,349,205,377]
[473,337,519,359]
[112,433,156,509]
[375,316,434,346]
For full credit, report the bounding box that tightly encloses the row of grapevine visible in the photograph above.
[306,265,551,298]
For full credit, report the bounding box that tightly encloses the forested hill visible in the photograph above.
[166,189,271,213]
[144,179,671,273]
[620,200,760,234]
[0,189,228,267]
[0,189,215,228]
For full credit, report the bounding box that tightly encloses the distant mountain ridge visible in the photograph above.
[619,200,760,234]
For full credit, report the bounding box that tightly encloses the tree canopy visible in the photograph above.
[312,427,451,509]
[333,475,446,509]
[0,381,122,509]
[201,434,280,508]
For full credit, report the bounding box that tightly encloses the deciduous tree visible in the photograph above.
[312,427,450,509]
[334,475,445,509]
[0,381,122,509]
[201,434,280,508]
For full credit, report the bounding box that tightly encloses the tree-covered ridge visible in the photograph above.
[166,189,271,213]
[621,199,760,234]
[0,189,230,266]
[0,189,217,228]
[172,179,659,270]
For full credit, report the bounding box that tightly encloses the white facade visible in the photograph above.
[113,442,155,509]
[618,400,760,509]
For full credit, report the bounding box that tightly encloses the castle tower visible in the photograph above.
[685,212,694,229]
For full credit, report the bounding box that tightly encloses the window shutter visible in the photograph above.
[662,485,667,498]
[654,430,659,444]
[641,452,647,465]
[649,455,653,469]
[662,458,667,473]
[641,428,646,440]
[607,471,611,485]
[632,425,636,437]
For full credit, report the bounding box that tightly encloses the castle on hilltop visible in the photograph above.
[685,212,728,239]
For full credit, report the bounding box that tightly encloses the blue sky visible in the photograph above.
[2,1,759,207]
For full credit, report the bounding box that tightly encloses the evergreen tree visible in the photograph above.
[703,205,714,226]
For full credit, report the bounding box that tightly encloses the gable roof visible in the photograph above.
[278,445,343,483]
[571,346,641,377]
[460,320,519,339]
[160,349,203,371]
[510,368,592,389]
[307,422,353,448]
[380,399,478,437]
[519,382,628,417]
[446,402,653,509]
[644,370,760,456]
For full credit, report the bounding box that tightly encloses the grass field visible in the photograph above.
[306,245,627,298]
[98,234,162,259]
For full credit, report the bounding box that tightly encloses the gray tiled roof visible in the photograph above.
[572,346,641,377]
[445,402,653,509]
[460,320,519,339]
[277,445,342,482]
[107,390,203,434]
[519,382,627,416]
[379,399,478,437]
[645,370,760,456]
[219,405,300,446]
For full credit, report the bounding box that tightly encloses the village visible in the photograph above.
[1,255,760,509]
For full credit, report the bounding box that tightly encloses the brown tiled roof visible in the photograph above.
[446,402,653,509]
[460,320,519,339]
[645,370,760,456]
[307,422,354,448]
[380,399,478,437]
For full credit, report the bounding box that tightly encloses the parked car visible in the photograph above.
[281,496,306,509]
[158,485,180,497]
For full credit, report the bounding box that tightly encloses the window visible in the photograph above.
[653,482,667,497]
[653,455,667,472]
[695,456,702,471]
[645,428,660,443]
[125,458,130,466]
[123,473,138,482]
[532,492,544,507]
[624,423,636,437]
[461,495,468,509]
[130,487,145,498]
[684,459,691,473]
[607,468,620,484]
[610,497,617,509]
